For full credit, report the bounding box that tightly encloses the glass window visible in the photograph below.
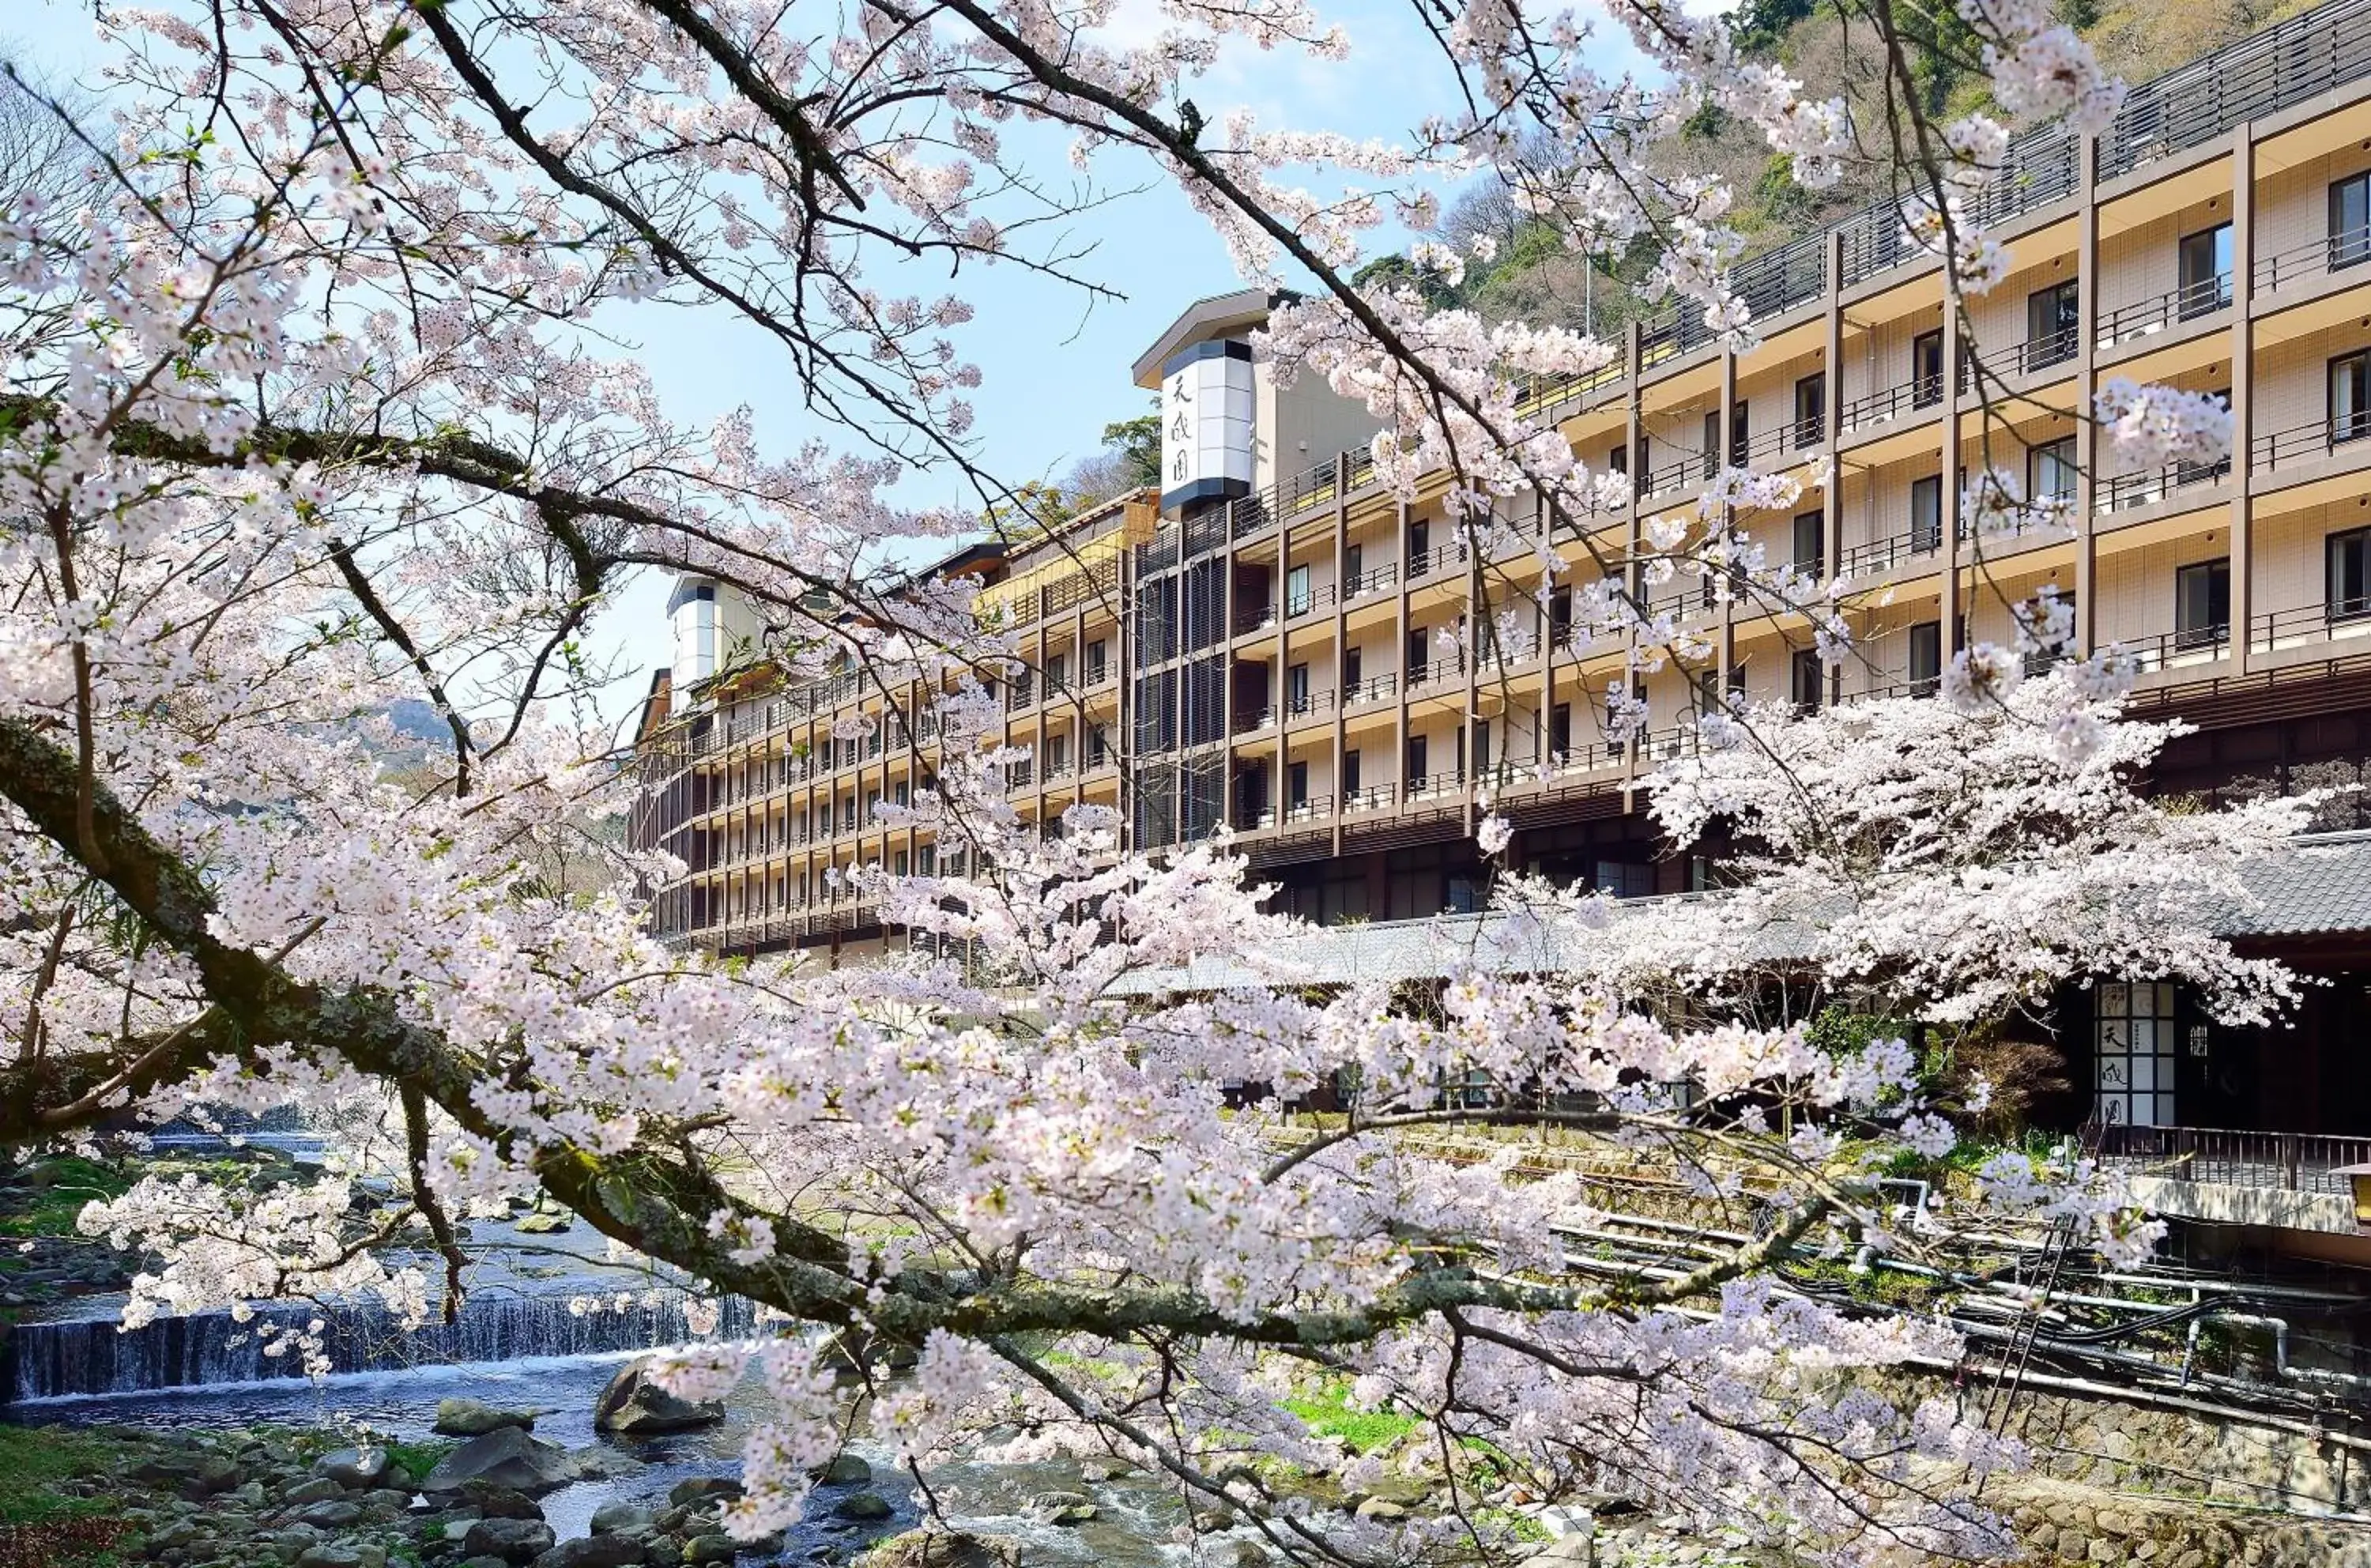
[1286,563,1313,616]
[2174,558,2230,649]
[1287,662,1310,710]
[2333,350,2370,445]
[1791,510,1825,576]
[1910,475,1943,552]
[1405,734,1428,788]
[1729,399,1751,466]
[2177,222,2232,318]
[2030,436,2078,503]
[1912,330,1943,408]
[1789,647,1823,714]
[1344,542,1364,588]
[1908,620,1941,696]
[1343,748,1362,798]
[1287,760,1309,809]
[1701,410,1720,480]
[2026,279,2079,368]
[1407,518,1430,567]
[2331,528,2371,620]
[2332,172,2370,270]
[1792,373,1826,450]
[1605,443,1627,476]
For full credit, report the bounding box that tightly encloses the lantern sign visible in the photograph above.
[1159,340,1256,512]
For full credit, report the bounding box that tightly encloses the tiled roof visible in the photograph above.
[2226,831,2371,938]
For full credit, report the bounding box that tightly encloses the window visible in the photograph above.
[2332,171,2371,271]
[1908,620,1942,696]
[2331,527,2371,620]
[1549,586,1573,643]
[1046,732,1071,772]
[2026,279,2079,368]
[1702,410,1720,480]
[1606,443,1627,476]
[1910,474,1943,553]
[1405,735,1428,790]
[1791,510,1825,577]
[1087,724,1110,766]
[1086,639,1108,683]
[1551,703,1571,759]
[1344,645,1364,692]
[1045,650,1069,694]
[1343,748,1363,800]
[1789,647,1824,714]
[1730,399,1751,466]
[1287,662,1311,713]
[1912,329,1943,408]
[1792,373,1826,450]
[2174,558,2230,649]
[1287,760,1309,810]
[2177,222,2231,318]
[2094,980,2177,1128]
[1407,518,1431,567]
[2333,350,2370,445]
[1286,563,1314,616]
[2030,436,2078,504]
[1344,542,1364,589]
[1406,628,1429,681]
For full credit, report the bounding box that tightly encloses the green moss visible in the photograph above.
[1281,1385,1420,1455]
[0,1156,132,1239]
[382,1439,454,1485]
[0,1424,134,1567]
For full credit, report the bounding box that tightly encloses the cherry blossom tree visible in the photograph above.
[0,0,2267,1563]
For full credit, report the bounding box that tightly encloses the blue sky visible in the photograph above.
[5,0,1654,729]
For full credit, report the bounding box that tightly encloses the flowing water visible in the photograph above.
[1,1152,1234,1565]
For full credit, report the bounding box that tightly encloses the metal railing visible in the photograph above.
[1841,375,1943,433]
[1232,601,1280,635]
[1344,672,1400,706]
[2117,624,2230,673]
[1284,688,1336,721]
[2252,412,2371,471]
[2097,1124,2371,1197]
[2252,222,2371,290]
[1966,326,2078,386]
[1404,768,1467,803]
[1286,583,1336,619]
[2252,599,2371,651]
[1232,703,1278,734]
[1281,793,1334,825]
[2096,457,2230,512]
[1405,542,1471,579]
[2099,0,2371,179]
[1344,563,1399,601]
[1342,783,1397,813]
[2096,273,2232,348]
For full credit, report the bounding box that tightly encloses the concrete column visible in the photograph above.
[2232,122,2257,674]
[2074,130,2101,658]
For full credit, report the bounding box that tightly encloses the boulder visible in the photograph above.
[813,1453,873,1487]
[420,1430,575,1497]
[312,1448,397,1490]
[525,1536,646,1568]
[669,1477,744,1508]
[130,1453,243,1496]
[463,1517,557,1565]
[462,1483,546,1521]
[1353,1497,1408,1521]
[435,1399,540,1437]
[295,1547,367,1568]
[684,1536,737,1566]
[851,1531,1022,1568]
[596,1360,726,1435]
[834,1492,895,1521]
[514,1211,571,1234]
[1023,1491,1095,1525]
[588,1500,656,1536]
[283,1476,348,1505]
[291,1501,366,1531]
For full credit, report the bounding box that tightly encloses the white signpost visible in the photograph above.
[1159,342,1256,511]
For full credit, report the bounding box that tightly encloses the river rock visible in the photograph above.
[596,1360,726,1434]
[852,1530,1021,1568]
[462,1483,547,1520]
[814,1453,873,1486]
[684,1536,737,1566]
[312,1448,398,1490]
[436,1398,540,1437]
[526,1536,646,1568]
[1353,1497,1408,1521]
[1023,1491,1095,1525]
[284,1476,348,1504]
[464,1517,557,1564]
[835,1491,895,1521]
[670,1477,744,1507]
[130,1453,243,1496]
[421,1429,575,1496]
[589,1499,655,1535]
[292,1501,366,1530]
[294,1547,366,1568]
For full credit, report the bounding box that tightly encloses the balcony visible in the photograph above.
[2098,1125,2371,1232]
[1963,326,2077,389]
[1281,793,1334,827]
[1344,563,1400,601]
[2096,273,2231,350]
[2252,222,2371,293]
[1406,541,1470,581]
[2096,456,2230,514]
[1841,375,1942,435]
[1285,583,1336,620]
[1343,673,1400,707]
[1284,688,1336,722]
[2117,624,2230,674]
[2251,412,2371,475]
[2252,600,2371,657]
[1232,702,1279,736]
[1405,769,1466,804]
[1233,601,1280,637]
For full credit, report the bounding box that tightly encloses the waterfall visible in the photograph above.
[4,1288,763,1403]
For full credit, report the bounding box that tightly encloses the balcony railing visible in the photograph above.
[2096,457,2230,513]
[1638,451,1706,499]
[1281,793,1334,826]
[2117,624,2230,673]
[1342,783,1397,813]
[2099,0,2371,180]
[1965,326,2078,386]
[1286,583,1336,620]
[2253,222,2371,292]
[2252,412,2371,472]
[1233,601,1280,635]
[1344,563,1399,601]
[1405,769,1466,803]
[1232,703,1278,734]
[1406,542,1471,579]
[1841,375,1942,434]
[1284,688,1336,721]
[2097,1124,2371,1197]
[2096,273,2232,349]
[1343,672,1399,707]
[2252,599,2371,653]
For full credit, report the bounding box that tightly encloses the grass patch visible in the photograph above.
[0,1157,132,1240]
[0,1424,134,1567]
[381,1438,454,1485]
[1281,1385,1420,1454]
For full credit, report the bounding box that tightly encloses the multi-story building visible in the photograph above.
[635,0,2371,1162]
